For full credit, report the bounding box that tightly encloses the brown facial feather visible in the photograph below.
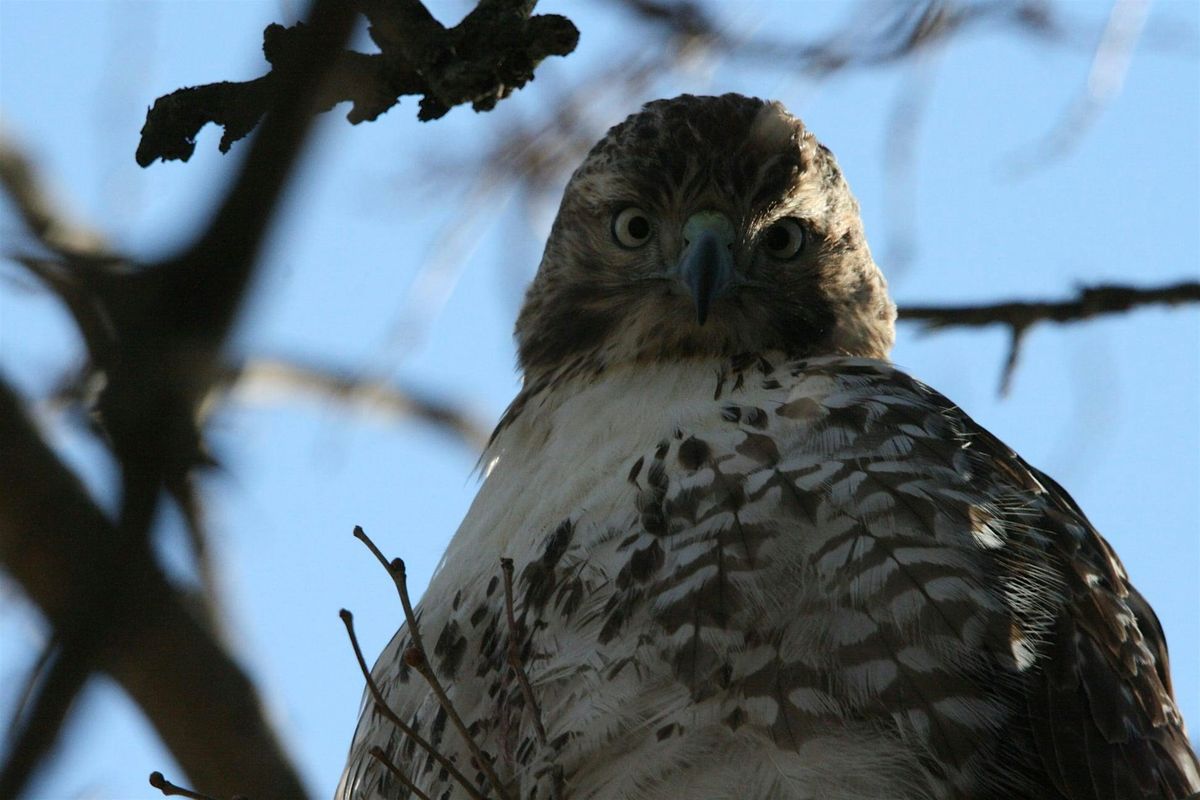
[514,94,896,387]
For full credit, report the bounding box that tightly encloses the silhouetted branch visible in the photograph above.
[0,376,308,799]
[0,0,356,794]
[137,0,578,165]
[0,637,90,798]
[899,281,1200,393]
[898,281,1200,330]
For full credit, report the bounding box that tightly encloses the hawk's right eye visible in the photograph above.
[612,207,653,248]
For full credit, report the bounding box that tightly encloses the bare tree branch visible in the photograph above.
[0,132,111,257]
[353,526,513,799]
[899,281,1200,392]
[614,0,1063,74]
[148,771,229,800]
[221,357,492,452]
[500,557,547,746]
[339,609,485,800]
[898,281,1200,330]
[1,134,493,456]
[136,0,578,165]
[368,747,434,800]
[0,375,308,799]
[1007,0,1150,175]
[0,0,358,794]
[0,638,91,798]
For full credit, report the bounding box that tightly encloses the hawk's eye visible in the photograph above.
[612,207,653,248]
[762,218,805,259]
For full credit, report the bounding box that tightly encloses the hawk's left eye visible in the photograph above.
[612,207,653,248]
[762,218,805,259]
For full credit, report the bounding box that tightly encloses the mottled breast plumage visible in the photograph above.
[339,356,1198,800]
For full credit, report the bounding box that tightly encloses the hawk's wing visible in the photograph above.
[1009,460,1199,800]
[667,356,1200,799]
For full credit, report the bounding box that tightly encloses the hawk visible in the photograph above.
[339,94,1199,799]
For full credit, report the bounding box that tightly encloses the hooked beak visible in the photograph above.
[676,212,736,326]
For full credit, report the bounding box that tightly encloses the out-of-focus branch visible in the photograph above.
[4,133,226,626]
[0,133,111,257]
[1008,0,1150,175]
[615,0,1061,74]
[1,0,357,794]
[0,376,308,799]
[221,357,492,452]
[899,281,1200,393]
[137,0,579,165]
[4,108,491,457]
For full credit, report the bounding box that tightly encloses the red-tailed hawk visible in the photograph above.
[339,94,1199,799]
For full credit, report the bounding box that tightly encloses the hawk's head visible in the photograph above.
[516,93,895,381]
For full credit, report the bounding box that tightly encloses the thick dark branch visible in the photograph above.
[0,376,308,799]
[137,0,578,165]
[136,43,418,167]
[0,2,356,793]
[0,639,90,798]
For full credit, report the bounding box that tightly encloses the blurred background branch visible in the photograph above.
[3,0,359,795]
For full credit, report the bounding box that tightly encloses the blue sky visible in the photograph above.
[1,1,1197,798]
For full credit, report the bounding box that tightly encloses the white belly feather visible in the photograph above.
[340,358,967,800]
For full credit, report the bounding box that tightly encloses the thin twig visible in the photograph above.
[999,323,1030,397]
[353,526,512,799]
[368,746,435,800]
[147,771,230,800]
[500,557,547,746]
[338,609,484,800]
